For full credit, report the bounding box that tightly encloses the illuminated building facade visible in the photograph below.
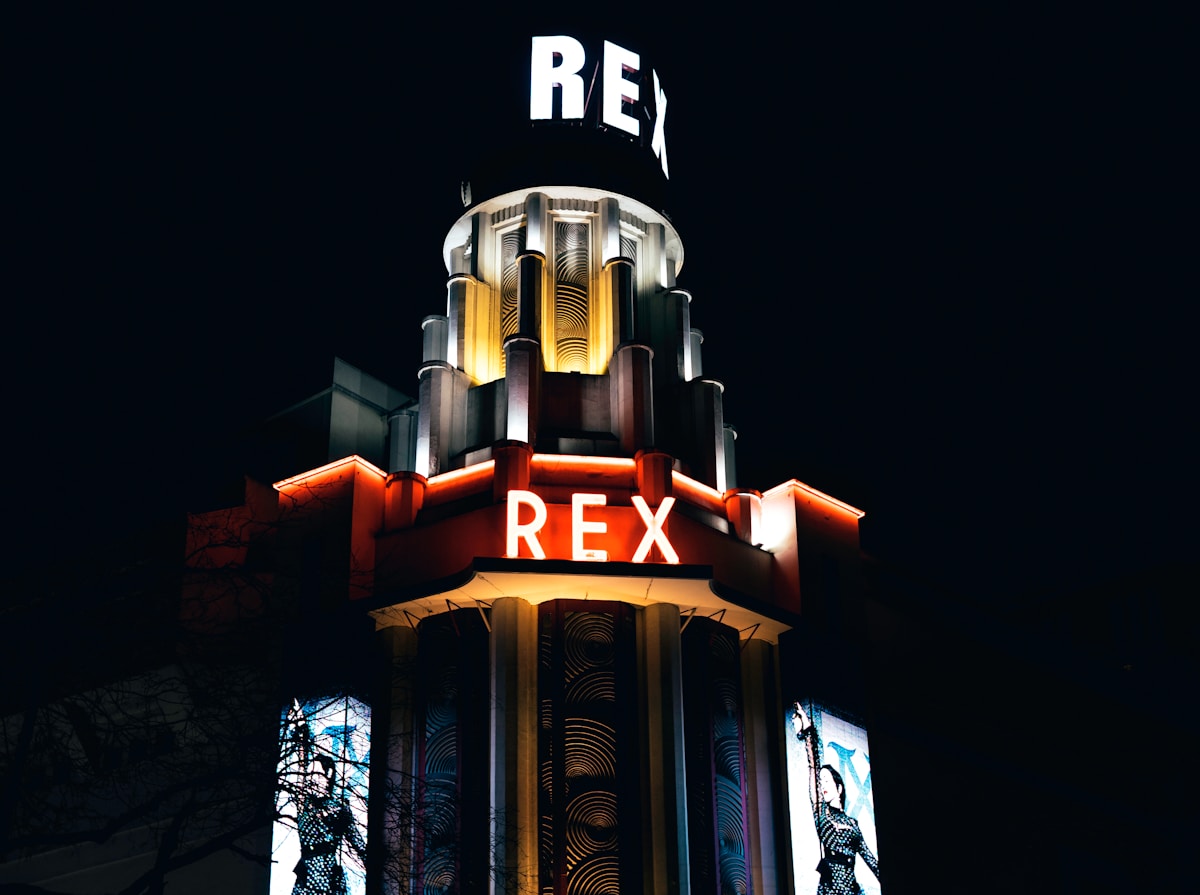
[210,32,880,895]
[6,26,1189,895]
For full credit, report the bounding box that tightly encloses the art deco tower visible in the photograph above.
[188,30,874,895]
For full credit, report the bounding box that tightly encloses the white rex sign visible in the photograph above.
[506,490,679,563]
[529,35,669,179]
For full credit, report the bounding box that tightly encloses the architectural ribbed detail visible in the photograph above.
[618,208,649,236]
[549,198,597,215]
[538,602,641,895]
[490,597,539,895]
[417,610,491,893]
[641,603,692,894]
[492,202,526,225]
[500,227,527,375]
[418,616,460,890]
[378,626,420,890]
[739,639,783,895]
[682,618,753,895]
[554,221,591,373]
[619,234,638,266]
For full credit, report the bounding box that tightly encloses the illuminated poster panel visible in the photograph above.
[785,700,881,895]
[271,696,371,895]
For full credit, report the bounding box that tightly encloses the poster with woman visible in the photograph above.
[785,700,881,895]
[271,696,371,895]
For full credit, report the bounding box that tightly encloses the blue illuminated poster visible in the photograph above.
[785,701,881,895]
[271,697,371,895]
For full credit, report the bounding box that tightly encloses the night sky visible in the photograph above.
[10,9,1192,609]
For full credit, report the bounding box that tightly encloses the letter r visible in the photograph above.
[530,36,586,120]
[507,490,548,559]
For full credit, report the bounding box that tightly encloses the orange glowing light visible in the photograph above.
[671,471,725,514]
[423,460,497,507]
[428,460,496,487]
[530,454,637,473]
[762,479,865,519]
[273,455,386,492]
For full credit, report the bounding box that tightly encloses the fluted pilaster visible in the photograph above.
[640,603,692,895]
[490,597,539,895]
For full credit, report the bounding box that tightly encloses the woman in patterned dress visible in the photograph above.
[291,755,367,895]
[792,703,881,895]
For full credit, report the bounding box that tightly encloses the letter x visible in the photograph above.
[651,70,668,179]
[631,496,678,563]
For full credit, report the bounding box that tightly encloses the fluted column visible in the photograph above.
[723,486,761,546]
[722,425,738,491]
[422,315,448,363]
[492,441,533,504]
[653,287,692,384]
[445,272,475,371]
[636,449,673,508]
[610,343,654,455]
[504,338,542,445]
[505,251,545,445]
[640,603,691,895]
[416,361,467,477]
[515,251,543,339]
[688,328,704,380]
[383,471,425,530]
[608,228,655,454]
[741,638,786,895]
[688,377,727,492]
[490,597,539,895]
[387,407,417,474]
[607,257,636,345]
[374,624,420,895]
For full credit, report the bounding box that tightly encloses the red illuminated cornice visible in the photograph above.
[762,479,865,520]
[273,455,386,492]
